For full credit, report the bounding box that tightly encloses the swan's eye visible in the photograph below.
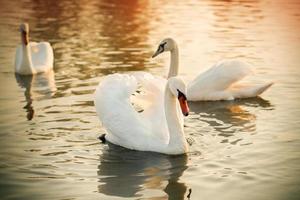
[159,42,167,50]
[152,41,167,58]
[177,89,187,100]
[157,42,167,54]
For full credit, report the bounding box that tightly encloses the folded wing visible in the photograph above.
[94,73,169,151]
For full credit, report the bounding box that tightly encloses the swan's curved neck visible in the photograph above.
[22,32,29,45]
[19,32,35,74]
[164,83,188,153]
[167,44,179,78]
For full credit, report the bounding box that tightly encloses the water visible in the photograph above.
[0,0,300,199]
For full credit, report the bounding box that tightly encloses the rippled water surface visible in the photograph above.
[0,0,300,199]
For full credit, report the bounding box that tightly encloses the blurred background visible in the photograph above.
[0,0,299,199]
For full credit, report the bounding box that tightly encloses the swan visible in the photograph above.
[152,38,273,101]
[94,73,190,155]
[15,23,54,75]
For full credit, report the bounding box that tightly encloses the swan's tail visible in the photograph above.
[230,82,273,99]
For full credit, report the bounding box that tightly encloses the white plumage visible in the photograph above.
[187,59,273,101]
[94,73,189,155]
[15,23,53,75]
[152,38,273,101]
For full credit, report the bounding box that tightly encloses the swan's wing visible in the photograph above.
[131,72,170,142]
[189,59,253,91]
[131,72,166,118]
[94,73,169,151]
[229,82,273,99]
[132,72,184,129]
[30,42,54,72]
[187,59,253,101]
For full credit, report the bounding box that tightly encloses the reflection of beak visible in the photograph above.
[152,46,163,58]
[178,96,189,116]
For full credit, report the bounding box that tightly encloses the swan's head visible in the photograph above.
[152,38,177,58]
[19,23,29,45]
[168,76,189,116]
[19,23,29,34]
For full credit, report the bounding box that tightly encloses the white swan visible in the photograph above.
[152,38,273,101]
[15,23,54,75]
[94,73,190,155]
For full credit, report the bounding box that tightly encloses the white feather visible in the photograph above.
[187,59,273,101]
[15,36,53,75]
[95,73,169,151]
[153,38,273,101]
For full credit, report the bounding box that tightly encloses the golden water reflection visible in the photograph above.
[189,97,273,135]
[15,70,56,120]
[0,0,299,199]
[98,144,188,199]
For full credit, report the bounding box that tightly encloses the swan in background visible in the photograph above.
[15,23,54,75]
[152,38,273,101]
[94,73,190,155]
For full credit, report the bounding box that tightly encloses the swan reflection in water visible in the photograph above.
[98,143,189,199]
[15,70,56,120]
[189,97,273,135]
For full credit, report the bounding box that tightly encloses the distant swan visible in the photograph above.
[152,38,273,101]
[15,23,54,75]
[94,73,190,155]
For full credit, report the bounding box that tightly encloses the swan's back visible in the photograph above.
[30,42,53,72]
[189,60,252,91]
[187,59,253,100]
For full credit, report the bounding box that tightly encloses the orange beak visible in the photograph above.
[178,95,189,116]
